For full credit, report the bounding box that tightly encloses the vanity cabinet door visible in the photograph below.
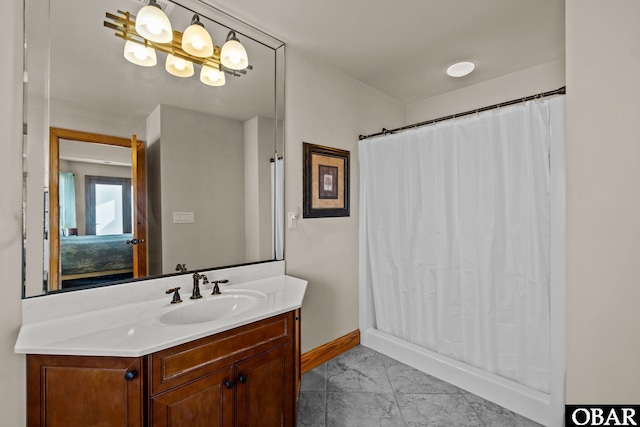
[235,343,294,427]
[27,354,144,427]
[150,366,234,427]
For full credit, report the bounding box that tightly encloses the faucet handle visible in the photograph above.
[212,283,221,295]
[211,279,228,295]
[165,287,182,304]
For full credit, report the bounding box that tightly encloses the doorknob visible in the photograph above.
[126,238,145,245]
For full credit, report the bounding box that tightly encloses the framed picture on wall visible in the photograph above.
[303,142,350,218]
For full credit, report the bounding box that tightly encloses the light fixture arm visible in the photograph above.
[190,14,204,27]
[226,30,239,42]
[147,0,162,10]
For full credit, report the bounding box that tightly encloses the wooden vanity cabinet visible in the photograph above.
[149,311,297,427]
[26,354,144,427]
[234,343,294,426]
[27,310,301,427]
[149,366,234,427]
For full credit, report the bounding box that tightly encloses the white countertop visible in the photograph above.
[15,275,307,357]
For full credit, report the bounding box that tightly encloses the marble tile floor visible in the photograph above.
[297,345,543,427]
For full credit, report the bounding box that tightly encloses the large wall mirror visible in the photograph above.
[23,0,285,298]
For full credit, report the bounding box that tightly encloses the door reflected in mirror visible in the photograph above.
[49,128,147,292]
[23,0,285,297]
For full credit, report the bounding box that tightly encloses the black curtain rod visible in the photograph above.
[358,86,566,141]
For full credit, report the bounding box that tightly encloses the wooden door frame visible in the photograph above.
[132,134,148,279]
[49,127,147,291]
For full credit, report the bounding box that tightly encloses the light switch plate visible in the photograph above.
[173,212,194,223]
[287,212,298,229]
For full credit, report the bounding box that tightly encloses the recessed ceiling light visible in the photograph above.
[447,61,475,77]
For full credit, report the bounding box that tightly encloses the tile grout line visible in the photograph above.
[323,362,328,427]
[380,353,408,426]
[461,391,488,427]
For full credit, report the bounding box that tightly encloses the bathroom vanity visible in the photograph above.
[16,264,306,427]
[27,311,299,426]
[20,0,294,422]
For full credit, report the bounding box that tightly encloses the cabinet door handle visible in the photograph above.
[224,380,234,389]
[238,374,247,384]
[124,370,138,382]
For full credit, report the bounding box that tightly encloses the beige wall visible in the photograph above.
[407,59,565,123]
[0,0,26,425]
[244,116,277,262]
[158,105,246,274]
[565,0,640,404]
[284,48,405,353]
[51,102,147,141]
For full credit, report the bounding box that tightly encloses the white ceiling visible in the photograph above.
[205,0,565,104]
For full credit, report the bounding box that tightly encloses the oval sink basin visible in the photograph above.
[158,291,266,325]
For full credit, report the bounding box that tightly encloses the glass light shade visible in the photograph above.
[123,41,157,67]
[220,36,248,70]
[182,20,213,58]
[165,54,194,77]
[446,61,475,77]
[135,4,173,44]
[200,65,226,86]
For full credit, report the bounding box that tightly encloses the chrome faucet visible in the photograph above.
[191,272,208,299]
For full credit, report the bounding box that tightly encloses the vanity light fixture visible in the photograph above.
[134,0,173,44]
[123,40,157,67]
[220,31,249,70]
[166,53,195,77]
[182,14,214,58]
[200,64,226,86]
[447,61,475,77]
[104,7,253,88]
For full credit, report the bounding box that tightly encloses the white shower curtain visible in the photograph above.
[360,99,562,393]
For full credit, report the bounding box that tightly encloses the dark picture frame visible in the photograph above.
[303,142,350,218]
